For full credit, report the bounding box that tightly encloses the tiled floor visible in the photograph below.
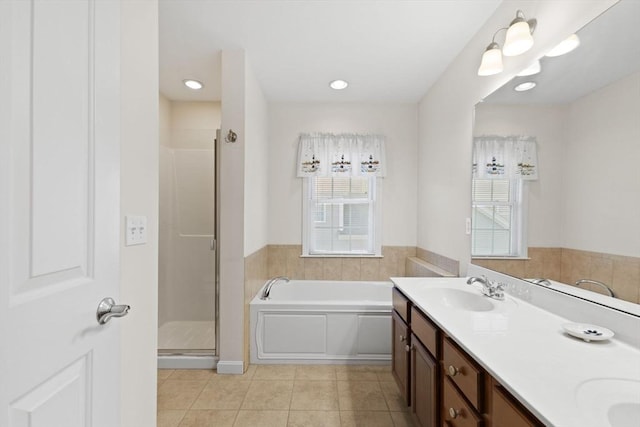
[157,364,416,427]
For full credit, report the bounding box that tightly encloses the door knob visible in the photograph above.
[96,297,130,325]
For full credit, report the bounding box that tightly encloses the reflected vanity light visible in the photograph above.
[514,81,536,92]
[516,60,541,77]
[183,79,204,90]
[545,34,580,57]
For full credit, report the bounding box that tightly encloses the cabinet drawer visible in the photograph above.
[393,288,411,323]
[442,338,483,410]
[411,306,438,358]
[443,378,482,427]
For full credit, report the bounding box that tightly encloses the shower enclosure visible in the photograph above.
[158,102,220,368]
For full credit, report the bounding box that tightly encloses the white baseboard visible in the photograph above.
[216,360,244,374]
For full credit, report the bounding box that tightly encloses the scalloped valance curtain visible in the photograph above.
[296,133,387,178]
[472,135,538,180]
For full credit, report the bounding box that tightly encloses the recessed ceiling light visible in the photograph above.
[183,79,204,90]
[545,34,580,57]
[329,79,348,90]
[516,60,541,77]
[514,81,537,92]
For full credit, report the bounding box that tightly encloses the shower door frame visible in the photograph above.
[156,130,221,368]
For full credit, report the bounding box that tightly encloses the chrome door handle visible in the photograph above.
[97,297,130,325]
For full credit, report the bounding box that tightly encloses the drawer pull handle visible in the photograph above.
[399,335,406,342]
[449,407,461,419]
[447,365,461,377]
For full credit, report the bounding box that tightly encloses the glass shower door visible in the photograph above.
[158,145,216,354]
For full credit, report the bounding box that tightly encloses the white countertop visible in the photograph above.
[391,277,640,427]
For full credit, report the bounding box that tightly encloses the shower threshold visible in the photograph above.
[158,353,218,370]
[158,320,217,369]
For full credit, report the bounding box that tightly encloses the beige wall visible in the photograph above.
[564,71,640,257]
[244,59,270,256]
[267,103,418,247]
[120,0,159,425]
[417,0,617,276]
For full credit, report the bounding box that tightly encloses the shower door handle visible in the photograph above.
[96,297,131,325]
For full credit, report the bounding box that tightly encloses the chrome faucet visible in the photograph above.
[530,278,552,287]
[575,279,615,298]
[260,276,290,300]
[467,275,505,300]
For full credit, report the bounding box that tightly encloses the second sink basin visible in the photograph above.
[575,378,640,427]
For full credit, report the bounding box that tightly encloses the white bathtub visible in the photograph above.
[250,280,393,364]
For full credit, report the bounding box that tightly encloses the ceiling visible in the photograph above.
[159,0,502,103]
[484,0,640,105]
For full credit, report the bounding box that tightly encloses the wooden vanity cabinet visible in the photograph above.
[410,306,440,426]
[391,286,543,427]
[411,335,438,427]
[391,288,411,403]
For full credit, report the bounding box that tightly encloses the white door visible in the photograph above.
[0,1,123,426]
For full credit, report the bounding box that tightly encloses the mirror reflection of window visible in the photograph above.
[471,178,524,257]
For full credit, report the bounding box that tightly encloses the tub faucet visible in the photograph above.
[575,279,615,298]
[467,275,505,300]
[260,276,290,300]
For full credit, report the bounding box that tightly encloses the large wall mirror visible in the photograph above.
[471,0,640,314]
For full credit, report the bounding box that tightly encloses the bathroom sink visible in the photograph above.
[575,378,640,427]
[417,287,514,312]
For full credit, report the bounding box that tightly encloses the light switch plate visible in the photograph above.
[125,215,147,246]
[465,218,471,235]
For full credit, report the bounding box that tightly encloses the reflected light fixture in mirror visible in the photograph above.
[545,34,580,57]
[183,79,204,90]
[514,81,536,91]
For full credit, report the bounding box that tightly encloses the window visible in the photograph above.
[303,176,381,256]
[471,178,526,257]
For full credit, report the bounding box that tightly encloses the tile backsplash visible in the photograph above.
[472,247,640,304]
[266,245,418,281]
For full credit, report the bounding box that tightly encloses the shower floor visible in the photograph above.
[158,320,215,352]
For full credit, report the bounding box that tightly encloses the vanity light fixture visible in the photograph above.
[545,34,580,57]
[503,10,536,56]
[478,40,504,76]
[329,79,349,90]
[514,81,536,92]
[516,60,541,77]
[478,10,536,76]
[183,79,204,90]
